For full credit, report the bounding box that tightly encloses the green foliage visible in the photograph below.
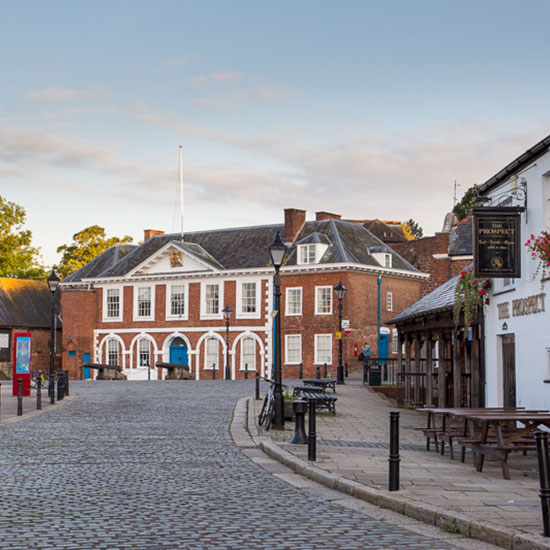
[56,225,133,278]
[0,196,46,279]
[405,218,423,239]
[453,268,491,329]
[453,185,478,220]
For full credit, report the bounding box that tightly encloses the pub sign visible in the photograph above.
[473,207,522,278]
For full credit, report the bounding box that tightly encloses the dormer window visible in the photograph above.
[299,244,317,264]
[372,252,392,269]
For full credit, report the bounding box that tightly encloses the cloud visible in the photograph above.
[25,87,108,102]
[187,71,243,89]
[191,88,295,111]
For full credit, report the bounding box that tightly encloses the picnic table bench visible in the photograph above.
[300,391,337,414]
[303,378,337,393]
[292,384,324,397]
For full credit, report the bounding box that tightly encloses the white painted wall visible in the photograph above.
[483,150,550,409]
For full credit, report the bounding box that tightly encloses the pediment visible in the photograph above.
[129,242,220,277]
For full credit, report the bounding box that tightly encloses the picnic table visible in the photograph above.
[303,378,337,393]
[463,412,550,480]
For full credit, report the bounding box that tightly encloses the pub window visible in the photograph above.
[106,289,120,319]
[107,339,120,366]
[241,337,256,370]
[205,337,219,369]
[138,338,150,367]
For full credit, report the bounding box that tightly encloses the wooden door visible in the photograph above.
[502,334,516,407]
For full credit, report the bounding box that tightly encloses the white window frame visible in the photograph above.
[103,287,123,322]
[165,282,188,321]
[201,282,223,319]
[315,286,332,315]
[314,334,332,365]
[285,287,302,316]
[133,285,154,321]
[236,280,260,319]
[106,339,120,366]
[137,338,151,367]
[386,291,393,312]
[285,334,302,365]
[392,329,399,355]
[298,244,317,265]
[240,337,257,371]
[204,337,220,370]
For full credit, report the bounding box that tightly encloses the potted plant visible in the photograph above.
[453,268,491,329]
[525,230,550,286]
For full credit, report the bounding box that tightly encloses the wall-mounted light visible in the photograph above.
[502,322,508,331]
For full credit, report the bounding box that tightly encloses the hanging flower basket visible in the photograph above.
[453,268,491,329]
[525,230,550,286]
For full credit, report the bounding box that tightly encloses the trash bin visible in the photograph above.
[369,363,381,386]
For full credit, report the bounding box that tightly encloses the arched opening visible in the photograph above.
[170,337,189,366]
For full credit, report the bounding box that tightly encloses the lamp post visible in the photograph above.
[222,305,233,380]
[47,269,60,405]
[334,280,347,385]
[269,231,287,430]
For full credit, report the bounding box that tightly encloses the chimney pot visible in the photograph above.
[284,208,306,243]
[144,229,165,241]
[315,211,341,221]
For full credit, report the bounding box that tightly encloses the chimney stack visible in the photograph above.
[144,229,165,241]
[284,208,306,244]
[315,211,341,221]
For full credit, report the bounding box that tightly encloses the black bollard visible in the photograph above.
[57,370,64,401]
[64,370,70,397]
[36,371,42,410]
[316,366,320,379]
[255,372,260,400]
[535,432,550,537]
[291,400,308,444]
[50,372,55,405]
[323,362,327,377]
[389,411,400,491]
[212,363,216,380]
[345,362,348,378]
[244,363,248,380]
[17,378,23,416]
[299,362,303,379]
[307,397,317,461]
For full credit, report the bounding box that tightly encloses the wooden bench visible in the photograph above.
[293,385,324,397]
[300,391,337,414]
[303,379,337,393]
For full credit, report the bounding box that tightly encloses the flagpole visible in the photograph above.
[179,145,184,240]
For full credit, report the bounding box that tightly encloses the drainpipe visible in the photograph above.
[377,275,382,356]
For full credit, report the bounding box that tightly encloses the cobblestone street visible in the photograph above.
[0,381,494,549]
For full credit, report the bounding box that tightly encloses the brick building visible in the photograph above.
[59,209,427,381]
[0,278,61,378]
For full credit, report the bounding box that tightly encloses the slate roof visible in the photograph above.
[63,243,137,284]
[363,219,407,243]
[65,219,422,282]
[0,278,58,329]
[448,216,473,256]
[388,263,473,324]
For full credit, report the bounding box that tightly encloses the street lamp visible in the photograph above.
[269,231,287,430]
[334,280,347,384]
[222,305,233,380]
[47,268,60,404]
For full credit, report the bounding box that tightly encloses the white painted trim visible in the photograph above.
[95,325,268,335]
[314,333,332,365]
[315,285,333,315]
[285,287,302,316]
[165,282,189,321]
[97,333,127,369]
[200,281,224,320]
[235,279,261,319]
[432,253,449,259]
[102,286,124,322]
[450,255,474,261]
[284,334,302,365]
[132,284,155,322]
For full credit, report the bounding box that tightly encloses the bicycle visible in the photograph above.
[258,378,287,431]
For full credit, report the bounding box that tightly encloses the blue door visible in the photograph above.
[83,353,91,379]
[169,338,188,365]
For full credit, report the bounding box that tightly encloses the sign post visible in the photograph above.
[13,332,31,396]
[473,207,522,278]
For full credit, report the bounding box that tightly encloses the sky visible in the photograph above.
[2,0,550,267]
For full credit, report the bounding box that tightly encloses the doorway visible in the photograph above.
[169,337,188,365]
[501,334,516,407]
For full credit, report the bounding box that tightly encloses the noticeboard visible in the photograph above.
[13,332,31,396]
[473,207,522,278]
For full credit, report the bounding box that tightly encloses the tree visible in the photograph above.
[57,225,133,278]
[453,185,478,220]
[0,196,46,279]
[402,219,424,240]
